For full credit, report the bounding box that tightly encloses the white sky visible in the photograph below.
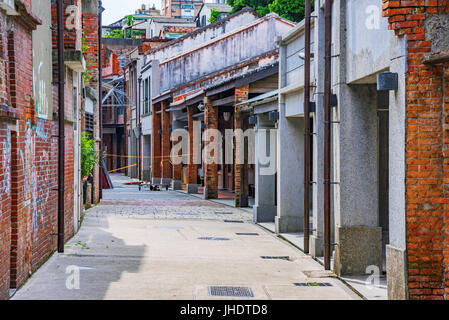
[102,0,161,25]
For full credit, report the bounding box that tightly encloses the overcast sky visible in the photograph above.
[102,0,161,25]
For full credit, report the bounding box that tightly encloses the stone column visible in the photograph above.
[161,100,171,187]
[187,107,199,194]
[234,86,249,207]
[151,103,161,184]
[204,96,218,199]
[254,113,277,222]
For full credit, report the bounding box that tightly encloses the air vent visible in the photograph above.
[208,286,254,298]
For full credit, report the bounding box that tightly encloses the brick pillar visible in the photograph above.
[187,107,198,193]
[151,103,161,184]
[234,85,249,207]
[171,130,182,190]
[161,100,171,186]
[382,1,449,300]
[204,97,218,199]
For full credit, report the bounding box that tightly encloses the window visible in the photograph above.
[143,77,151,115]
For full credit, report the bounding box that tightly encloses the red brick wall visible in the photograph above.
[161,101,172,180]
[383,0,449,300]
[204,97,218,199]
[82,10,100,203]
[234,86,249,207]
[187,107,198,184]
[152,103,162,179]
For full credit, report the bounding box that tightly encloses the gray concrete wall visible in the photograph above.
[145,11,260,63]
[345,0,393,84]
[156,14,294,93]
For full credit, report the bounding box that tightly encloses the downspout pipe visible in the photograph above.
[98,1,103,199]
[303,0,312,254]
[57,0,65,253]
[138,74,142,181]
[323,0,332,270]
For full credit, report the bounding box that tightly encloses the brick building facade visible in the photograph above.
[0,0,100,300]
[383,0,449,300]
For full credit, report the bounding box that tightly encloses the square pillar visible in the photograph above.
[234,85,249,207]
[187,107,199,193]
[161,100,171,186]
[204,97,218,199]
[151,103,161,184]
[254,114,277,222]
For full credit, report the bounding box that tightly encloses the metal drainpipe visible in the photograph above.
[303,0,312,254]
[98,1,103,199]
[323,0,332,270]
[138,73,142,181]
[57,0,65,253]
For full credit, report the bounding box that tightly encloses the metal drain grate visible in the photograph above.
[153,226,184,230]
[208,286,254,298]
[216,211,233,215]
[260,256,290,261]
[197,237,231,241]
[174,212,197,216]
[236,233,259,236]
[294,282,333,287]
[224,220,244,223]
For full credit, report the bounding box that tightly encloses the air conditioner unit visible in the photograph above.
[0,0,17,15]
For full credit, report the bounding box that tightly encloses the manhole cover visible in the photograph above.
[208,286,254,298]
[216,211,233,215]
[260,256,290,261]
[224,220,244,223]
[197,237,231,241]
[294,282,333,287]
[236,233,259,236]
[153,226,184,230]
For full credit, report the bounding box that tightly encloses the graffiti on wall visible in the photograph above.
[33,60,49,119]
[21,120,50,234]
[1,129,11,194]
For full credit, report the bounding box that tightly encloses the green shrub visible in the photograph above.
[81,132,99,180]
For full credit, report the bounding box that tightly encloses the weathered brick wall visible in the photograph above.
[204,97,218,199]
[234,85,249,207]
[82,8,100,203]
[383,0,449,300]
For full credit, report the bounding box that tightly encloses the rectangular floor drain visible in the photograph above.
[216,211,233,215]
[260,256,290,261]
[208,286,254,298]
[236,233,259,236]
[174,212,197,216]
[224,220,244,223]
[197,237,231,241]
[294,282,333,287]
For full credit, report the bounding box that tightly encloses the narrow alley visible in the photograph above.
[11,175,358,300]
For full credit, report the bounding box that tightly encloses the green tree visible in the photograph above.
[227,0,312,22]
[208,8,221,23]
[81,132,98,180]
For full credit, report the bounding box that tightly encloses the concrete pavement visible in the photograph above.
[12,175,360,300]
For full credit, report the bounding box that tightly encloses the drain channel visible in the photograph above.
[260,256,290,261]
[224,220,244,223]
[294,282,333,287]
[236,233,259,236]
[197,237,231,241]
[208,286,254,298]
[215,211,233,215]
